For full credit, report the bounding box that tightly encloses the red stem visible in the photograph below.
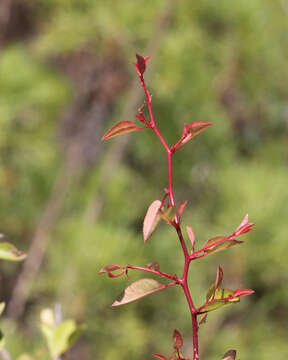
[139,72,200,360]
[126,265,179,282]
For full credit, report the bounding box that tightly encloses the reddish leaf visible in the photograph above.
[99,264,122,274]
[181,121,212,145]
[232,288,254,297]
[222,349,237,360]
[134,54,150,76]
[143,200,162,242]
[102,120,139,141]
[135,112,146,123]
[234,214,255,236]
[177,201,188,219]
[146,261,160,271]
[112,278,165,306]
[237,214,248,229]
[153,354,167,360]
[98,264,125,278]
[173,329,183,350]
[186,226,195,252]
[215,266,224,289]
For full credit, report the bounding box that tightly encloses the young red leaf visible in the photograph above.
[234,214,255,236]
[99,264,123,274]
[146,261,160,271]
[135,112,146,123]
[215,265,224,289]
[237,214,249,230]
[153,354,167,360]
[102,120,139,141]
[143,200,162,242]
[177,201,188,219]
[181,121,212,145]
[186,225,195,252]
[112,278,165,307]
[173,329,183,350]
[232,288,254,297]
[134,54,150,76]
[222,350,237,360]
[98,264,125,278]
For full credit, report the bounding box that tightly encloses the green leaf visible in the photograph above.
[214,288,240,303]
[102,120,140,140]
[201,289,240,313]
[143,200,162,242]
[112,278,165,307]
[173,329,183,350]
[159,206,177,224]
[41,320,78,357]
[0,242,26,261]
[51,320,77,357]
[206,283,216,302]
[204,237,243,255]
[206,266,224,301]
[40,308,84,358]
[201,300,228,312]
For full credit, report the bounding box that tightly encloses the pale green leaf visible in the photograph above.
[0,242,26,261]
[51,320,77,357]
[0,302,5,317]
[204,237,243,255]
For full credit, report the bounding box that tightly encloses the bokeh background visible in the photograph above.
[0,0,288,359]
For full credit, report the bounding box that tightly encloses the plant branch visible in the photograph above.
[126,265,179,283]
[138,69,199,359]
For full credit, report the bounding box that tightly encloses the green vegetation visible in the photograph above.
[0,0,287,359]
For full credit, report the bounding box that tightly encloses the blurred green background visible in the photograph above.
[0,0,288,359]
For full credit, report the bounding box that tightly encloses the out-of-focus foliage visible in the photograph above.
[0,0,288,359]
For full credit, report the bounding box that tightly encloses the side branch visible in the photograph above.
[126,265,180,283]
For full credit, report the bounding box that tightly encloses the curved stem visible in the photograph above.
[139,72,199,360]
